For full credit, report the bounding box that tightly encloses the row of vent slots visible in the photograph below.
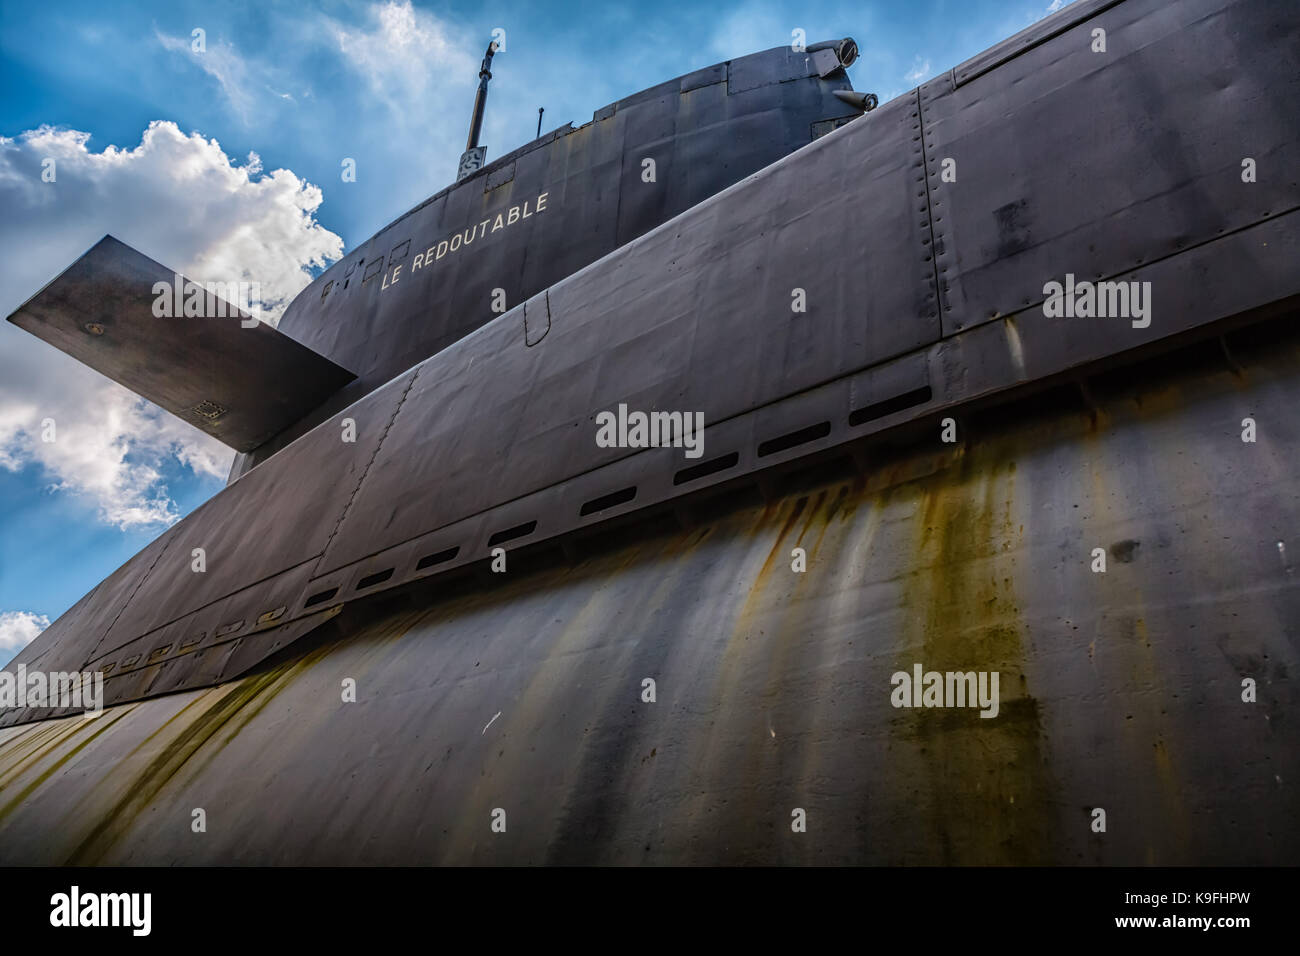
[90,385,934,676]
[97,599,287,673]
[98,626,227,675]
[302,384,933,609]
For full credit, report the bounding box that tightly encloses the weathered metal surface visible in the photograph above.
[1,320,1297,864]
[86,373,410,656]
[313,90,939,577]
[2,0,1296,729]
[1,532,173,695]
[0,373,410,727]
[6,236,355,452]
[236,41,862,472]
[925,0,1300,336]
[1,0,1298,863]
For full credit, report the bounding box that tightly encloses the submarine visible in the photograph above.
[0,0,1297,865]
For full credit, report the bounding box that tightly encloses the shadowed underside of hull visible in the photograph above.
[1,314,1297,865]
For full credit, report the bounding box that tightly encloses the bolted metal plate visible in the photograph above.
[921,0,1300,335]
[6,236,355,452]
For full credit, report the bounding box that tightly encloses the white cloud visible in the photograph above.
[155,2,479,219]
[0,611,50,653]
[0,121,343,528]
[1048,1,1067,13]
[330,0,475,112]
[905,56,932,84]
[157,31,261,124]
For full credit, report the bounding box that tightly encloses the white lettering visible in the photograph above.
[50,886,150,936]
[408,193,552,274]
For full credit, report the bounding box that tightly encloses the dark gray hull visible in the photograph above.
[1,317,1298,864]
[0,0,1297,864]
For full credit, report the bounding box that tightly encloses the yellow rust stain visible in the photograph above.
[0,706,139,826]
[1085,427,1191,860]
[690,482,876,857]
[0,718,96,789]
[744,492,838,765]
[435,532,681,862]
[894,448,1055,864]
[62,648,326,864]
[788,486,888,794]
[668,488,840,859]
[717,491,825,689]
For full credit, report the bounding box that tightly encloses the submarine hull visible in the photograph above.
[0,314,1298,865]
[1,0,1298,864]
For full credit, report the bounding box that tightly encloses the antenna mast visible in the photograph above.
[457,39,498,181]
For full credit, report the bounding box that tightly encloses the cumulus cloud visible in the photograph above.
[0,610,49,653]
[0,121,343,528]
[156,1,479,221]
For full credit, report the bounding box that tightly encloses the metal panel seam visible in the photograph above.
[954,0,1128,88]
[85,557,325,666]
[311,368,422,577]
[915,87,945,332]
[1009,202,1300,319]
[85,535,173,667]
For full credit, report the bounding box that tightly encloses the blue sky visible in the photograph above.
[0,0,1073,665]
